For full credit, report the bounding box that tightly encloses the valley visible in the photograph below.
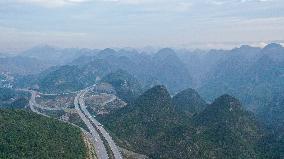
[1,1,284,158]
[0,43,283,159]
[20,84,135,159]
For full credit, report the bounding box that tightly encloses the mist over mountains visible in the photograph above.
[1,0,284,158]
[2,43,284,124]
[0,43,283,158]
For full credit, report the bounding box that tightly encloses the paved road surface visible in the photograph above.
[75,91,109,159]
[79,87,123,159]
[25,87,122,159]
[28,90,64,111]
[28,90,50,117]
[25,89,107,159]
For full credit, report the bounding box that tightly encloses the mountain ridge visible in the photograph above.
[100,86,268,159]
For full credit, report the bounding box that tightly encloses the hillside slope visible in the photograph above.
[0,109,87,159]
[100,85,192,158]
[100,86,268,159]
[193,95,264,159]
[172,88,207,116]
[101,69,143,103]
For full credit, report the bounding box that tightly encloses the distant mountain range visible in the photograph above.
[1,43,284,159]
[0,45,98,76]
[10,43,284,130]
[6,43,282,125]
[193,43,284,131]
[0,56,51,75]
[22,45,98,65]
[18,47,192,94]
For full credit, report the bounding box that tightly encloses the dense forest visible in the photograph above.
[0,109,87,159]
[99,86,283,159]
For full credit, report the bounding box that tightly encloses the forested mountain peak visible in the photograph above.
[172,88,207,115]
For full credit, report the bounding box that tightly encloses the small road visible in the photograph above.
[75,91,109,159]
[27,90,64,111]
[78,87,123,159]
[38,91,78,96]
[28,90,49,117]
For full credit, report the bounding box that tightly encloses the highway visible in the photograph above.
[25,87,122,159]
[78,87,123,159]
[26,89,108,159]
[75,91,109,159]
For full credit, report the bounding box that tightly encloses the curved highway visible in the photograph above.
[26,89,107,159]
[78,87,123,159]
[75,91,109,159]
[28,90,50,117]
[25,87,122,159]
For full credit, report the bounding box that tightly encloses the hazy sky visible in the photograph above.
[0,0,284,52]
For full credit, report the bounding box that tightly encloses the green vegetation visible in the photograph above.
[39,65,86,93]
[192,95,264,159]
[38,59,114,93]
[0,88,15,101]
[0,88,29,109]
[100,86,281,159]
[172,88,207,116]
[0,109,87,159]
[101,69,142,103]
[100,85,192,158]
[68,112,89,131]
[198,46,284,135]
[9,98,29,109]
